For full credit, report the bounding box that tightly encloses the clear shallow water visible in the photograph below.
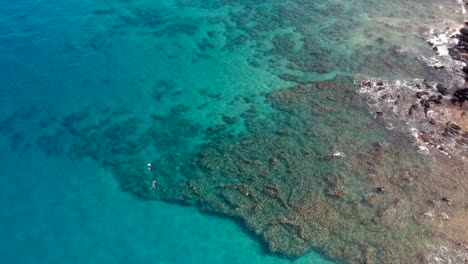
[0,0,465,263]
[0,0,333,263]
[0,136,332,264]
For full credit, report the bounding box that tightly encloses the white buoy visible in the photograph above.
[147,163,152,170]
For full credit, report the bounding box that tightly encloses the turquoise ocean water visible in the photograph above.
[0,0,463,263]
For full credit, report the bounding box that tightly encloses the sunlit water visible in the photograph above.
[0,0,465,263]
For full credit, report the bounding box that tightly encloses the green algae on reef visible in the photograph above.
[2,0,468,263]
[58,78,457,264]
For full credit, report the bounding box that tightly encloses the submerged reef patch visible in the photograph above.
[24,78,467,263]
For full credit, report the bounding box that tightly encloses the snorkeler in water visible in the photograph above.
[147,163,156,189]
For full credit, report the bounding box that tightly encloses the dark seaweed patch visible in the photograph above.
[92,8,116,15]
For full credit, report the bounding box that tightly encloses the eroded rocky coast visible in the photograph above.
[356,1,468,262]
[358,20,468,161]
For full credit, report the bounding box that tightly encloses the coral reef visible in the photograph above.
[43,78,466,263]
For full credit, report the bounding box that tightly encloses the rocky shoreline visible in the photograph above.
[356,2,468,262]
[358,5,468,161]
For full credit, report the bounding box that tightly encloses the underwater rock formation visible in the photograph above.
[52,78,467,263]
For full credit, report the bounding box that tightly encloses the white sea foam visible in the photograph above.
[456,0,467,14]
[422,23,466,79]
[421,17,466,77]
[426,26,459,56]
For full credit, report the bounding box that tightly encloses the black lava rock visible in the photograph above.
[443,122,461,137]
[416,91,429,99]
[453,88,468,103]
[436,84,449,96]
[460,28,468,36]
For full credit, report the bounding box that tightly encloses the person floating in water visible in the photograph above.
[147,163,156,189]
